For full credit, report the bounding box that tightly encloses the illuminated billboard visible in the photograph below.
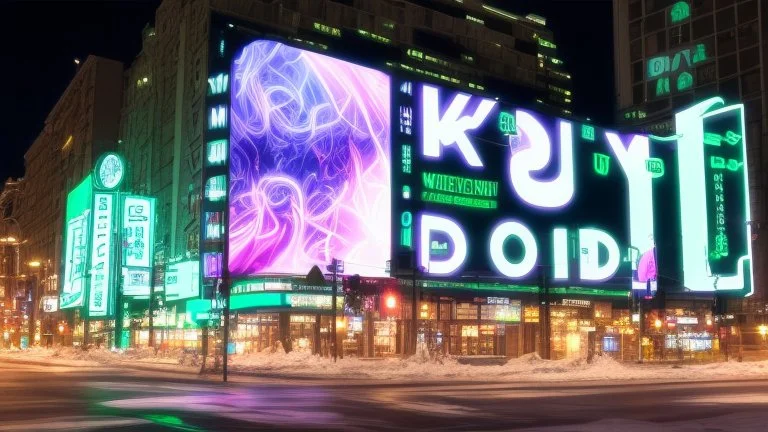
[394,81,753,294]
[673,98,753,293]
[394,81,654,287]
[61,175,93,309]
[228,40,391,277]
[165,260,200,301]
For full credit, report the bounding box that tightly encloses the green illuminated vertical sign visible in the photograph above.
[593,153,610,176]
[206,140,227,166]
[207,73,229,95]
[400,211,413,248]
[675,98,753,294]
[581,125,595,141]
[123,196,155,268]
[402,144,412,174]
[61,176,93,310]
[89,193,114,317]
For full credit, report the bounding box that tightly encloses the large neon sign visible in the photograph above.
[394,82,655,287]
[394,82,753,294]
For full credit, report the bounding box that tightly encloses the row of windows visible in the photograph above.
[632,68,762,105]
[630,18,758,63]
[630,0,755,22]
[630,0,757,42]
[631,38,759,85]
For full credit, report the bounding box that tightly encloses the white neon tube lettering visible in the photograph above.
[419,214,468,275]
[509,111,574,208]
[604,132,654,289]
[422,85,496,168]
[553,227,569,280]
[579,228,620,281]
[489,221,537,278]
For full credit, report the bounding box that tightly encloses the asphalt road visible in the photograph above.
[2,360,768,431]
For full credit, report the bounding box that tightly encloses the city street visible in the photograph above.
[2,360,768,431]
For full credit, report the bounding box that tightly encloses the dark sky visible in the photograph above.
[0,0,613,182]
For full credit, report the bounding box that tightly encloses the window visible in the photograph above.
[633,83,645,105]
[629,20,642,40]
[692,15,714,40]
[645,33,659,56]
[657,31,667,52]
[632,61,644,83]
[739,46,759,71]
[694,83,718,99]
[738,1,757,24]
[669,23,690,47]
[715,7,735,31]
[630,39,643,61]
[696,62,717,86]
[717,30,737,55]
[738,21,759,48]
[741,71,761,97]
[644,11,666,33]
[629,0,643,20]
[692,0,713,14]
[718,77,740,100]
[718,53,737,78]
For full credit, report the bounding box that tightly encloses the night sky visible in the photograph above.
[0,0,613,182]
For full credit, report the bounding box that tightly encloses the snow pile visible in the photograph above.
[6,345,768,382]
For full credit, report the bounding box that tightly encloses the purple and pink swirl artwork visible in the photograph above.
[229,41,391,277]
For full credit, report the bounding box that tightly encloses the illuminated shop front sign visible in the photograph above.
[228,40,391,277]
[89,193,114,317]
[123,196,154,268]
[61,176,93,309]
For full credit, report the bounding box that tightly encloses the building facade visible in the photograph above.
[118,0,577,352]
[613,0,767,355]
[0,56,124,347]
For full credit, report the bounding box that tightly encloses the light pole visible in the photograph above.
[27,260,41,346]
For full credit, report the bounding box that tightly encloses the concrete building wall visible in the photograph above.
[16,55,124,297]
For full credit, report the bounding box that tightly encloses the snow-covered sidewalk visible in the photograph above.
[3,345,768,383]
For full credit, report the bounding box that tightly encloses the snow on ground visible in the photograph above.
[227,347,768,382]
[4,345,768,382]
[516,412,768,432]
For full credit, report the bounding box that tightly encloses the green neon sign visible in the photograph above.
[677,71,693,91]
[656,77,671,96]
[421,191,498,209]
[205,175,226,202]
[401,144,412,174]
[206,140,227,166]
[645,158,665,178]
[208,73,229,95]
[593,153,611,176]
[403,186,411,200]
[422,172,498,198]
[670,2,690,23]
[400,211,413,248]
[498,112,516,135]
[581,125,595,141]
[61,175,93,310]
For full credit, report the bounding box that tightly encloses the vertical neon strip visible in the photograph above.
[552,227,569,280]
[604,132,654,289]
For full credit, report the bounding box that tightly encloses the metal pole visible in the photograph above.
[637,298,644,363]
[411,267,418,356]
[148,263,155,348]
[222,277,230,382]
[331,258,337,362]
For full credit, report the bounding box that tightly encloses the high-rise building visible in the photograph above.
[119,0,572,275]
[613,0,766,301]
